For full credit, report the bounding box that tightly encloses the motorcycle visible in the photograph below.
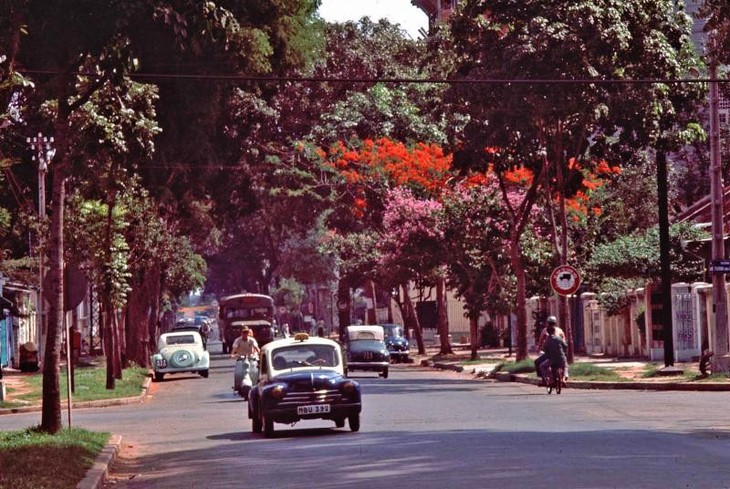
[234,355,259,399]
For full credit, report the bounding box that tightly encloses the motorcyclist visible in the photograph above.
[230,326,260,358]
[534,316,565,385]
[539,324,568,387]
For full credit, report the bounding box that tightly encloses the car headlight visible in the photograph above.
[340,380,357,394]
[270,384,287,400]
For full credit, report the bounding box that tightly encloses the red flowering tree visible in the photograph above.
[318,137,453,346]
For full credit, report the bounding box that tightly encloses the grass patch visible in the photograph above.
[569,363,624,381]
[0,427,109,489]
[0,361,148,408]
[641,363,660,378]
[688,372,730,382]
[460,358,502,366]
[493,359,535,374]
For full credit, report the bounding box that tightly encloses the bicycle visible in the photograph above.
[544,364,565,395]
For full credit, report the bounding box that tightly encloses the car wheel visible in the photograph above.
[380,367,389,379]
[348,413,360,432]
[335,418,345,428]
[154,372,164,382]
[169,349,195,368]
[252,412,262,433]
[263,414,275,438]
[199,370,209,378]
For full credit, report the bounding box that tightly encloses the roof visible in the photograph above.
[674,184,730,229]
[261,334,339,353]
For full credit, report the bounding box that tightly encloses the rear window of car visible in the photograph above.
[166,334,196,345]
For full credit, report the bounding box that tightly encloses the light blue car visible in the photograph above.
[151,331,210,382]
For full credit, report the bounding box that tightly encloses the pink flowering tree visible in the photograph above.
[379,187,445,354]
[441,175,525,359]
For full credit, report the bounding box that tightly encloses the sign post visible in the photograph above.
[550,265,581,296]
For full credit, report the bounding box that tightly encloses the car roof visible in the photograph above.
[261,334,339,354]
[346,325,385,340]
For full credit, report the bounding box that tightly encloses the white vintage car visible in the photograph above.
[151,331,210,381]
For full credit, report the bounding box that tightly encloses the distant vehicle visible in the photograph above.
[248,333,362,437]
[381,323,410,363]
[151,331,210,382]
[172,320,210,349]
[344,325,390,378]
[218,294,276,353]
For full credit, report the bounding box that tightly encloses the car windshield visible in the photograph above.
[383,325,403,338]
[271,344,339,369]
[165,334,196,345]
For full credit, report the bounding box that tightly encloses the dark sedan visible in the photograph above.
[345,325,390,378]
[382,323,410,363]
[248,333,361,437]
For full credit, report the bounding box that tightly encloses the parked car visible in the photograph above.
[344,325,390,378]
[151,331,210,382]
[248,333,362,437]
[381,323,410,363]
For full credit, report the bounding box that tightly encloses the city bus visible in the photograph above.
[218,293,276,353]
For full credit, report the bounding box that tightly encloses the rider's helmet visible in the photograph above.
[547,316,557,325]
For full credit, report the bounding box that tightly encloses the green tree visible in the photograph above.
[4,0,315,434]
[586,222,708,314]
[448,0,704,361]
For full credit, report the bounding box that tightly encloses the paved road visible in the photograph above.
[3,340,730,488]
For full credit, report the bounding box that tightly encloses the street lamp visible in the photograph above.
[26,132,55,362]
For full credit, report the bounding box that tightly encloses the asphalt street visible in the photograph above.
[3,339,730,489]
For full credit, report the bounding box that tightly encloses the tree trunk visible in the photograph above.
[113,308,123,378]
[366,279,377,324]
[40,163,67,434]
[469,315,479,361]
[125,272,150,367]
[147,266,162,358]
[402,282,425,355]
[511,239,528,361]
[436,274,452,355]
[103,299,115,390]
[336,280,351,342]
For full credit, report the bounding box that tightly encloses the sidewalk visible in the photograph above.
[415,345,730,392]
[0,367,152,415]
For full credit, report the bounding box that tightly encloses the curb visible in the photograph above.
[76,434,123,489]
[0,375,152,416]
[430,361,464,373]
[429,363,730,392]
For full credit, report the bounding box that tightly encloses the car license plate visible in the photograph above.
[297,404,330,415]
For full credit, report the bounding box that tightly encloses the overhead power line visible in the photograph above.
[18,69,729,85]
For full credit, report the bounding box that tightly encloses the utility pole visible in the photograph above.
[26,133,54,364]
[709,58,730,372]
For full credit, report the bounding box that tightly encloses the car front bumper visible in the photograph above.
[347,361,389,371]
[265,402,362,424]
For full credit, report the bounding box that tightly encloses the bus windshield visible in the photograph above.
[219,294,274,321]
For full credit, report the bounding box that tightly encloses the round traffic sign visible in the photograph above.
[550,265,581,296]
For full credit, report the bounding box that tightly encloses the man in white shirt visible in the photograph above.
[230,327,260,358]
